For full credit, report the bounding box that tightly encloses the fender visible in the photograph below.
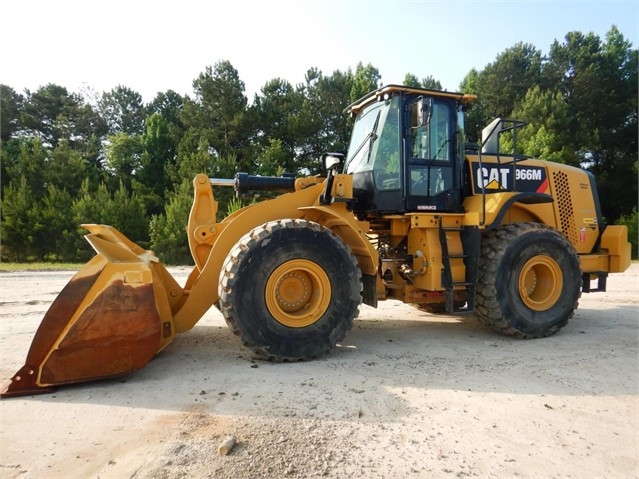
[485,192,554,230]
[462,192,554,229]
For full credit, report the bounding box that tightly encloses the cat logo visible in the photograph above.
[476,167,511,190]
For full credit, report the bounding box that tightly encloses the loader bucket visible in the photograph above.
[1,225,183,398]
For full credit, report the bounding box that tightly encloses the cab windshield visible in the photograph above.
[345,95,401,191]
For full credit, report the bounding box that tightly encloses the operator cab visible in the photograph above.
[343,85,475,216]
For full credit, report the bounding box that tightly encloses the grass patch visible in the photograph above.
[0,263,82,272]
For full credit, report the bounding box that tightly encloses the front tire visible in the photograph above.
[476,223,581,338]
[219,219,361,360]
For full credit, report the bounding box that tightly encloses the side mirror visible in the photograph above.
[413,96,433,127]
[421,97,433,126]
[322,152,345,172]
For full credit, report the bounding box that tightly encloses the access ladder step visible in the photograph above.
[437,217,480,315]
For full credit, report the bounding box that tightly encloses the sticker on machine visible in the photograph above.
[472,164,547,193]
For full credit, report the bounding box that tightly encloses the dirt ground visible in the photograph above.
[0,263,637,479]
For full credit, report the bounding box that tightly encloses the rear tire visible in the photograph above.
[476,223,581,338]
[219,219,361,360]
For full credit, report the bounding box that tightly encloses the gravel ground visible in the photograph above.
[1,264,637,478]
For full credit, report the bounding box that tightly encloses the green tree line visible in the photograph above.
[1,26,637,264]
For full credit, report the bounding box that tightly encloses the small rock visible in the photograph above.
[218,435,237,455]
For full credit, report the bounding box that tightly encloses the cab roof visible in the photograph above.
[345,84,477,115]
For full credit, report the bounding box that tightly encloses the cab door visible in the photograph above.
[405,97,459,211]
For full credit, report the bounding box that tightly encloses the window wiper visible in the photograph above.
[346,110,381,171]
[365,110,381,164]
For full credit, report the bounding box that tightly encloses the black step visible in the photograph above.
[445,254,469,260]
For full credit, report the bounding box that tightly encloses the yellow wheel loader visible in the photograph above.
[2,85,631,398]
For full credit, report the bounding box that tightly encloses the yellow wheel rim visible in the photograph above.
[265,259,331,328]
[518,255,563,311]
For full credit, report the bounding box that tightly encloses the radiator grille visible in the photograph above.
[552,171,578,244]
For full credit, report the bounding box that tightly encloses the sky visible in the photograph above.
[3,0,638,104]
